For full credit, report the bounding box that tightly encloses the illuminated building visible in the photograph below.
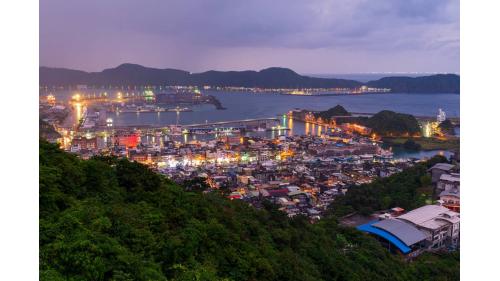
[113,132,140,148]
[71,136,98,150]
[143,90,155,102]
[46,94,56,105]
[437,108,446,123]
[106,118,113,127]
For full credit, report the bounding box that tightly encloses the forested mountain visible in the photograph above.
[366,74,460,94]
[39,64,459,93]
[39,140,459,281]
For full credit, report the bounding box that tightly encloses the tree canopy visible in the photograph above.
[330,155,448,217]
[39,140,458,281]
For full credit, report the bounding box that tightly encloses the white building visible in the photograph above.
[437,108,446,123]
[397,205,460,249]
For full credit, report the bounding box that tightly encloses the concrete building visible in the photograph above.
[428,163,455,183]
[358,205,460,258]
[397,205,460,250]
[437,173,460,192]
[439,189,460,212]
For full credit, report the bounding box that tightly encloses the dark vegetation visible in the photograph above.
[40,64,459,93]
[330,155,448,217]
[366,74,460,94]
[403,139,422,151]
[39,140,458,280]
[314,106,421,136]
[438,119,456,135]
[314,105,351,120]
[362,110,421,136]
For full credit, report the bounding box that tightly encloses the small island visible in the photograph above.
[302,105,459,151]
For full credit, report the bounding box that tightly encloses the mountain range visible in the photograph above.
[40,63,460,93]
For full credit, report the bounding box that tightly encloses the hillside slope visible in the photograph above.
[39,140,459,281]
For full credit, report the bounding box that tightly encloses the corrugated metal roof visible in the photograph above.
[357,221,412,254]
[397,205,459,230]
[373,219,428,246]
[428,163,455,171]
[398,205,454,225]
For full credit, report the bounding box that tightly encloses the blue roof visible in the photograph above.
[357,221,412,254]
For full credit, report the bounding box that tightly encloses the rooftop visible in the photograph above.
[439,173,460,182]
[373,219,427,246]
[397,205,459,230]
[428,163,455,172]
[357,221,412,254]
[439,189,460,198]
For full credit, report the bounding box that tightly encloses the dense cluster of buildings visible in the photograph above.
[40,91,460,259]
[65,125,426,220]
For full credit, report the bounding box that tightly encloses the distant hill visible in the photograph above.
[363,110,421,136]
[366,74,460,94]
[314,106,422,136]
[40,64,460,93]
[314,105,351,120]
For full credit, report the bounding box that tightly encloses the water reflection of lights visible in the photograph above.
[288,117,293,136]
[305,122,310,135]
[423,122,432,138]
[75,102,82,121]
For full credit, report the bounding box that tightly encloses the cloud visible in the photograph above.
[40,0,459,73]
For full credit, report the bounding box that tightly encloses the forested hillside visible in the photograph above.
[39,140,458,281]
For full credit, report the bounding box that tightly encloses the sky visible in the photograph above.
[40,0,459,74]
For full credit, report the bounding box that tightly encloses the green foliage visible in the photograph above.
[330,155,449,217]
[364,110,421,136]
[438,119,455,135]
[314,107,421,136]
[314,105,350,120]
[403,139,422,151]
[40,140,458,281]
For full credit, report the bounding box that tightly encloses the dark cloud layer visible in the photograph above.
[40,0,459,74]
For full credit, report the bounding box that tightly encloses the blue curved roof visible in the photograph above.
[357,221,412,254]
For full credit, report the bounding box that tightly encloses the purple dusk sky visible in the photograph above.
[40,0,459,74]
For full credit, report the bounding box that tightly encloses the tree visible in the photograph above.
[39,140,458,281]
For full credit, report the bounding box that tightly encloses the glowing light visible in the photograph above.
[72,94,81,101]
[47,94,56,104]
[75,102,82,121]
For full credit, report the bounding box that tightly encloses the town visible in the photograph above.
[39,88,459,259]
